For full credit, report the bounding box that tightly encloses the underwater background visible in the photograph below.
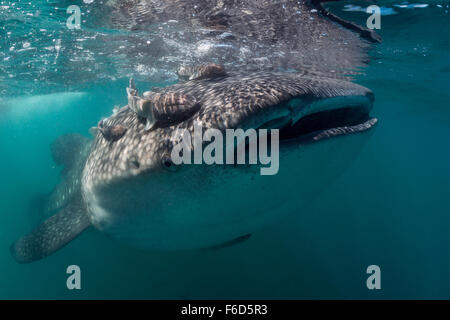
[1,0,450,299]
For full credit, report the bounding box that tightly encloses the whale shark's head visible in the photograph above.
[82,71,376,249]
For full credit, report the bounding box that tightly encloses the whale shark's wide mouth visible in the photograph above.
[264,94,378,144]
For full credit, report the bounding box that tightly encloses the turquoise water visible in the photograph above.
[1,1,450,299]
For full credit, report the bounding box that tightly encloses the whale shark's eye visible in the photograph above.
[161,155,177,172]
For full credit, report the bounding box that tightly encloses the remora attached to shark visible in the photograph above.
[11,0,380,263]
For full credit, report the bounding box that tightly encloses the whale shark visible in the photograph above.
[11,0,380,263]
[91,0,380,82]
[11,71,377,263]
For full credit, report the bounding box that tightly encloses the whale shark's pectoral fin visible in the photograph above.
[11,195,90,263]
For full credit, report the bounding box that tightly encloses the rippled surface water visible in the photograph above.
[0,1,450,299]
